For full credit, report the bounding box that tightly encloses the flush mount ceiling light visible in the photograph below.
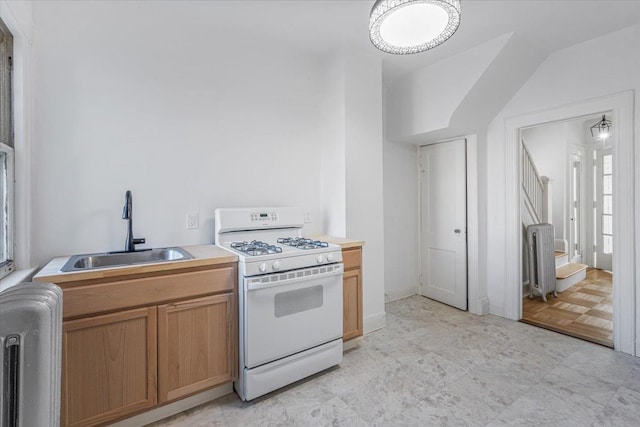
[369,0,461,55]
[590,114,612,141]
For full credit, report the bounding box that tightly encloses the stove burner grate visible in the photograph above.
[277,237,329,250]
[230,240,283,256]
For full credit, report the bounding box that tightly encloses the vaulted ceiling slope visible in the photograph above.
[385,32,548,143]
[382,1,640,143]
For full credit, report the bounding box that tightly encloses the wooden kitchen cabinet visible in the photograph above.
[61,307,157,427]
[342,247,363,341]
[158,293,237,402]
[37,257,238,427]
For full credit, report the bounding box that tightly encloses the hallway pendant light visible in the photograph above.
[590,114,612,141]
[369,0,461,55]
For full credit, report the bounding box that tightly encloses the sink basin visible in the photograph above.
[60,247,193,272]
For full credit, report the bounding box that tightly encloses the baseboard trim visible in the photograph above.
[364,311,386,334]
[343,336,364,351]
[489,303,505,318]
[385,288,416,302]
[477,297,490,315]
[110,384,233,427]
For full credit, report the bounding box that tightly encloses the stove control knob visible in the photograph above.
[327,253,334,262]
[273,260,281,271]
[259,263,267,273]
[316,255,324,264]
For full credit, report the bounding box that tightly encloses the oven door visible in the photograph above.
[243,264,343,369]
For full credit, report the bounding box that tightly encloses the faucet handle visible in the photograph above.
[133,238,146,245]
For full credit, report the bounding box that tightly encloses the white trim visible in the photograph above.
[385,287,417,302]
[0,267,35,293]
[364,311,386,334]
[0,142,14,277]
[478,297,490,315]
[109,384,233,427]
[466,135,482,314]
[416,144,423,296]
[1,2,34,270]
[417,135,482,314]
[343,336,363,351]
[505,91,635,355]
[567,145,586,265]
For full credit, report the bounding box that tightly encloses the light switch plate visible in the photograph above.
[186,212,199,229]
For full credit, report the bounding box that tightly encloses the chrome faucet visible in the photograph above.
[122,190,146,252]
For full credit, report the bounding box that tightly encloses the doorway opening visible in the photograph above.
[519,114,614,347]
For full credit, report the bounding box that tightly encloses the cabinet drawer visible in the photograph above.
[63,266,236,319]
[342,248,362,271]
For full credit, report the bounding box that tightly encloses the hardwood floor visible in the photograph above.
[522,269,613,347]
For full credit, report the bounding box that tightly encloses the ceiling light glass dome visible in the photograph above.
[369,0,462,55]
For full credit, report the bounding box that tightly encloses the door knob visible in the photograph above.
[454,229,461,234]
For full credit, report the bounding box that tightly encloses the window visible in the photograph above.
[0,17,14,279]
[601,153,613,255]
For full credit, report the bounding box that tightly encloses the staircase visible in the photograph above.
[522,140,588,296]
[555,251,587,292]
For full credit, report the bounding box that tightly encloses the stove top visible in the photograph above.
[215,207,343,276]
[229,238,331,256]
[230,241,283,256]
[277,237,329,250]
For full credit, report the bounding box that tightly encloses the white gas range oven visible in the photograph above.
[214,207,343,401]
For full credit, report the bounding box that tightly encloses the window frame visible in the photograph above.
[1,142,15,278]
[0,17,14,279]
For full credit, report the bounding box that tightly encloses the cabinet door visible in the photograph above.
[158,293,236,402]
[343,269,363,341]
[62,307,157,427]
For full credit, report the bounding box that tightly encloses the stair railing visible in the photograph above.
[522,141,543,223]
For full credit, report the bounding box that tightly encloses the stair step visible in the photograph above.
[556,262,588,279]
[555,251,569,269]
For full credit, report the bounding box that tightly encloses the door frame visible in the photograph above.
[418,135,484,314]
[504,91,635,355]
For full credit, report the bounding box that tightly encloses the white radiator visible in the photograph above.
[526,224,557,302]
[0,282,62,427]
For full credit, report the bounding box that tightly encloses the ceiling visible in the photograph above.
[45,1,640,83]
[159,0,640,81]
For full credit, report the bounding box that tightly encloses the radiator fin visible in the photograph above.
[526,224,557,302]
[0,282,62,427]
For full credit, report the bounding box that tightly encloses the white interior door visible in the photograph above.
[419,139,467,310]
[594,148,613,271]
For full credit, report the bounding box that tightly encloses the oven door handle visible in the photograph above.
[247,267,343,291]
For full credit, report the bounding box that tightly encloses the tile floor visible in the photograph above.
[151,295,640,426]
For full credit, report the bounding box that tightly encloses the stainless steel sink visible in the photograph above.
[60,247,193,272]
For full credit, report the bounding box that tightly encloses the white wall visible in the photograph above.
[32,1,387,335]
[32,1,327,264]
[523,119,595,245]
[344,53,386,332]
[385,34,509,141]
[523,122,569,238]
[383,140,418,301]
[485,24,640,316]
[320,56,346,237]
[384,141,420,300]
